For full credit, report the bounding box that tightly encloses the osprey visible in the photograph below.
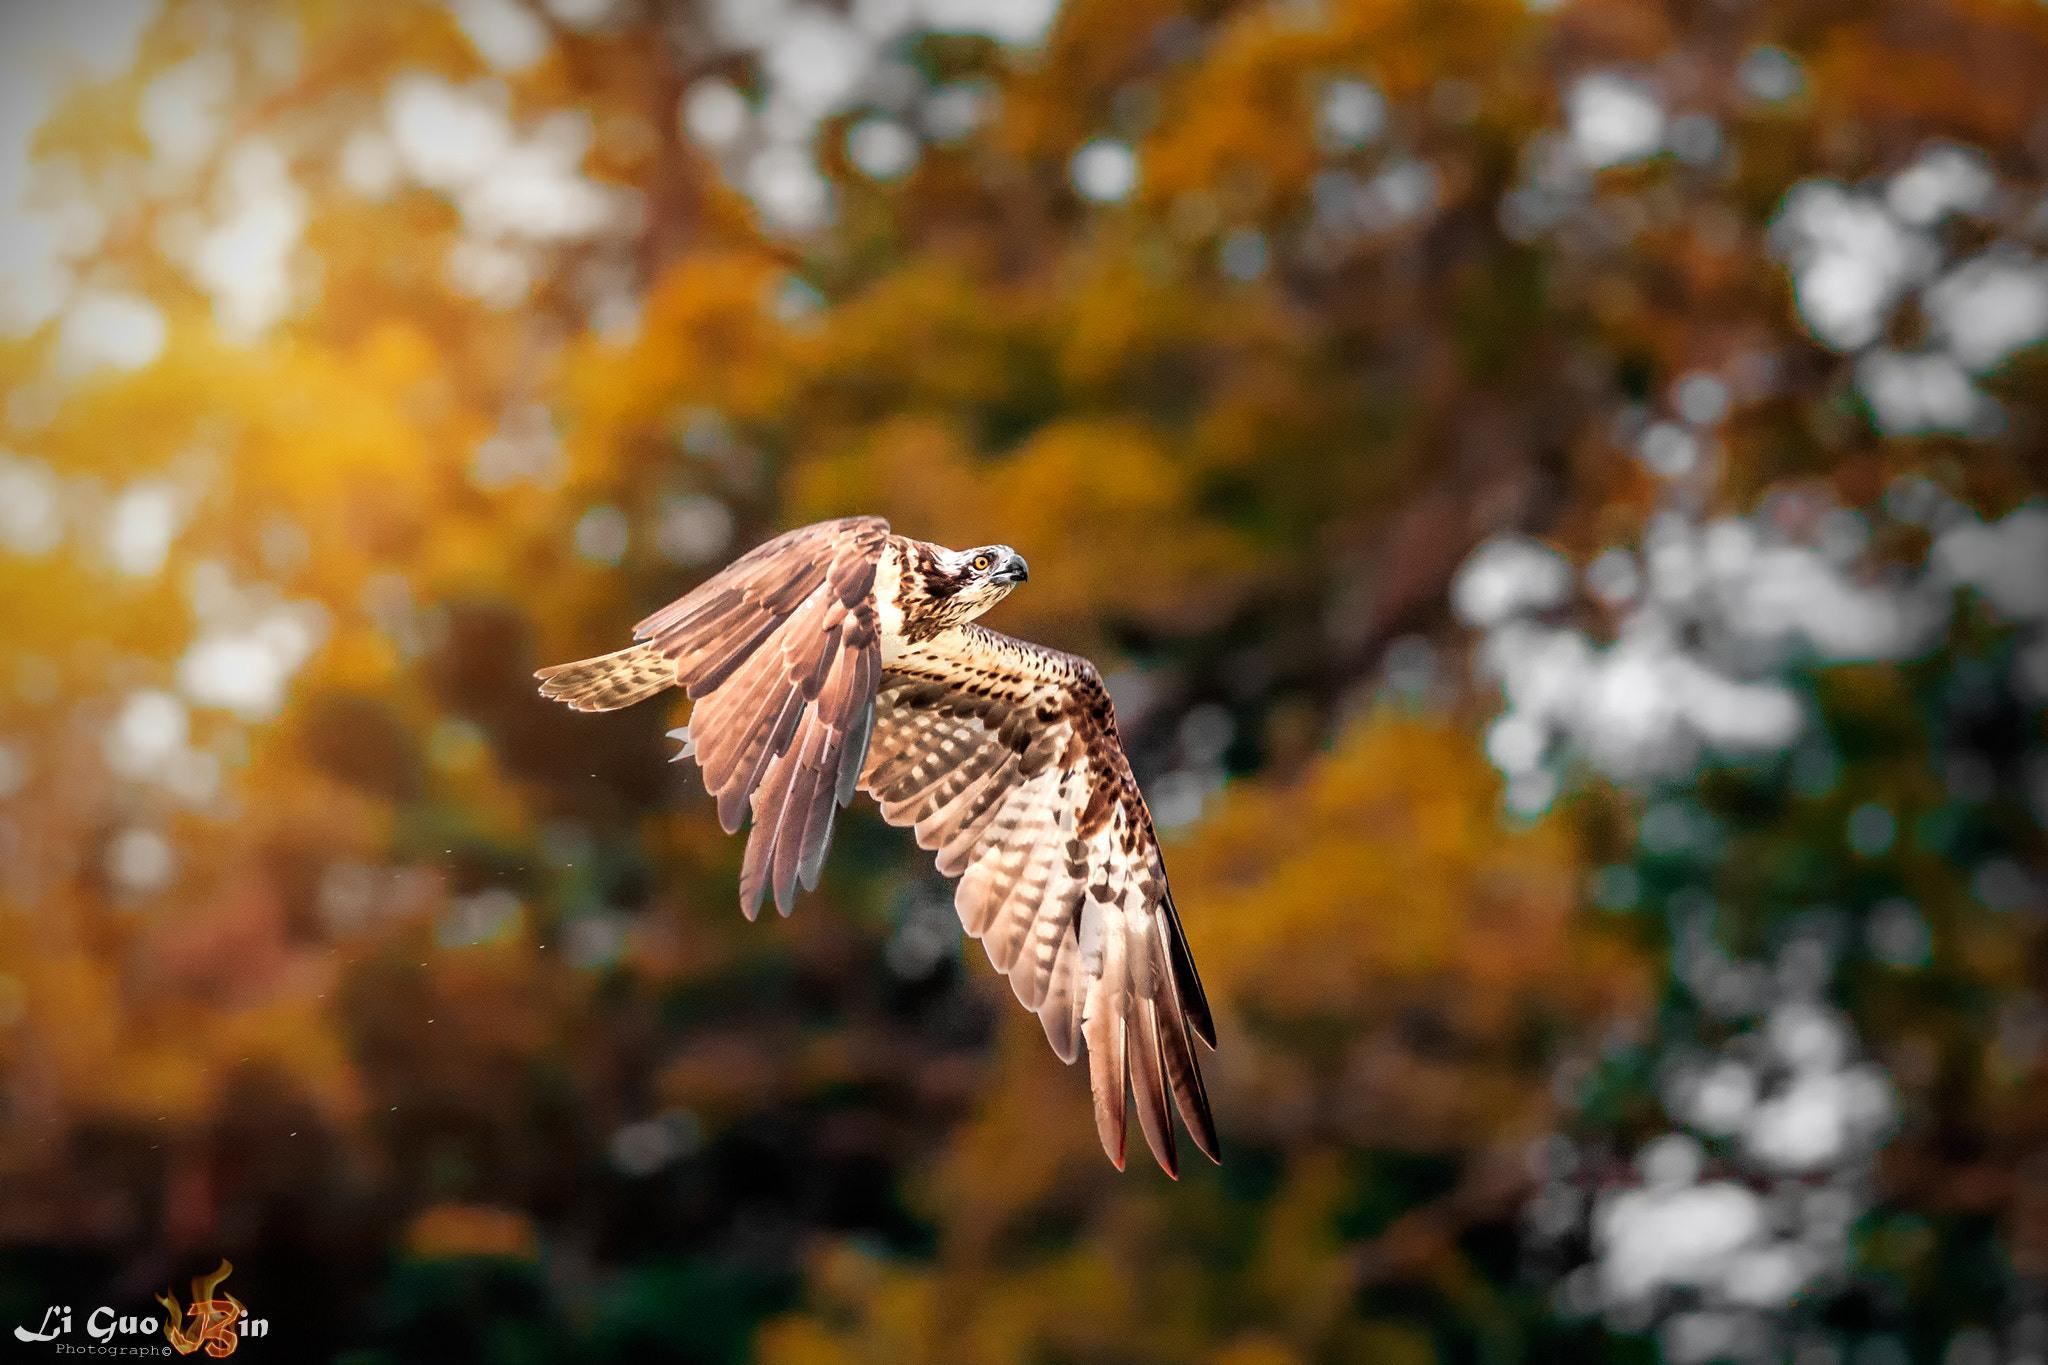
[535,516,1217,1175]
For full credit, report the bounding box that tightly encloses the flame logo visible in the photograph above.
[158,1259,244,1358]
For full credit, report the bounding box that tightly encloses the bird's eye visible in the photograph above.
[972,553,991,571]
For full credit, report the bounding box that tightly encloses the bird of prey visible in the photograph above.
[535,516,1217,1175]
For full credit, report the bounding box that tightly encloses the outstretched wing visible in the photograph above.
[859,624,1218,1176]
[547,516,890,919]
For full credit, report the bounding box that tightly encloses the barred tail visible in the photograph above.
[535,643,676,712]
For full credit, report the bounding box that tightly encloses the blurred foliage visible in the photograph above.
[0,0,2044,1362]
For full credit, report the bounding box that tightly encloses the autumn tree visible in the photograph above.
[0,0,2044,1361]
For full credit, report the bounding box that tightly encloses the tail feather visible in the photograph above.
[535,643,675,712]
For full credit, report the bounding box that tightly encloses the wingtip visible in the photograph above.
[772,853,801,919]
[1095,1101,1128,1171]
[1187,1110,1222,1166]
[717,788,748,836]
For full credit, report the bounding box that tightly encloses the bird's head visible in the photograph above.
[928,542,1030,622]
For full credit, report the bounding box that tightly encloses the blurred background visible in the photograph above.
[1,0,2045,1361]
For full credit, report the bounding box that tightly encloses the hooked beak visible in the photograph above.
[992,550,1030,585]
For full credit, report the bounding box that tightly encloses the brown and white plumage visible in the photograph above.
[536,516,1217,1175]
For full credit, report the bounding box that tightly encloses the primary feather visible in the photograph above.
[535,516,1217,1175]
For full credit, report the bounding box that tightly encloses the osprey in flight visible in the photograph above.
[535,516,1217,1175]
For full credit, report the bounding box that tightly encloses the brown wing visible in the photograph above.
[860,623,1218,1176]
[538,516,889,919]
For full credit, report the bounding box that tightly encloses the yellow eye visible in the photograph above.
[972,553,991,571]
